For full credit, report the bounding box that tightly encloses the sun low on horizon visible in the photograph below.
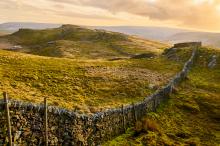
[1,0,220,32]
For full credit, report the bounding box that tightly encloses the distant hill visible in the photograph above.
[0,24,167,59]
[0,29,11,36]
[94,26,220,48]
[0,22,61,33]
[167,32,220,48]
[0,32,7,36]
[1,22,219,48]
[94,26,189,41]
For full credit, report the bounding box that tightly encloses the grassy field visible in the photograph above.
[104,47,220,145]
[0,48,186,113]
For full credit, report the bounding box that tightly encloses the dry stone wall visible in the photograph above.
[0,47,197,146]
[174,42,201,48]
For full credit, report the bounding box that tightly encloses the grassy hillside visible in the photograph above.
[0,24,187,114]
[2,23,220,48]
[0,48,188,113]
[104,47,220,145]
[2,23,216,145]
[0,25,168,59]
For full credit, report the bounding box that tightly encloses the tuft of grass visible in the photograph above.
[142,119,160,132]
[134,118,159,134]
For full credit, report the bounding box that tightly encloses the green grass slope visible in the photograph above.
[0,25,168,59]
[0,48,186,113]
[104,47,220,145]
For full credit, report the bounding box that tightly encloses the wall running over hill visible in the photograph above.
[0,47,197,146]
[174,42,201,48]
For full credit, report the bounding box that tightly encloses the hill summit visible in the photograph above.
[0,25,167,59]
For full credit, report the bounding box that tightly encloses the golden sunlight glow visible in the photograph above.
[193,0,214,4]
[217,5,220,12]
[0,0,220,32]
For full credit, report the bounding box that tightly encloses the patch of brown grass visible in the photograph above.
[134,118,160,134]
[143,118,160,132]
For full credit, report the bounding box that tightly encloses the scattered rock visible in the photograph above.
[9,45,23,50]
[47,41,55,45]
[208,55,217,68]
[148,84,158,90]
[108,57,128,61]
[131,53,156,59]
[176,132,190,139]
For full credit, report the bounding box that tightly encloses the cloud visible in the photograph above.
[0,0,220,31]
[46,0,220,31]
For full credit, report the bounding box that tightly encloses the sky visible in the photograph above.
[1,0,220,32]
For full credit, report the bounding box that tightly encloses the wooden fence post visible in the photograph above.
[132,103,137,122]
[121,105,125,132]
[3,92,13,146]
[44,97,48,146]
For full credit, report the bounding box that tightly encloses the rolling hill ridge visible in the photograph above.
[0,25,167,59]
[1,22,220,48]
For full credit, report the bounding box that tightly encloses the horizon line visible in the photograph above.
[1,21,220,33]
